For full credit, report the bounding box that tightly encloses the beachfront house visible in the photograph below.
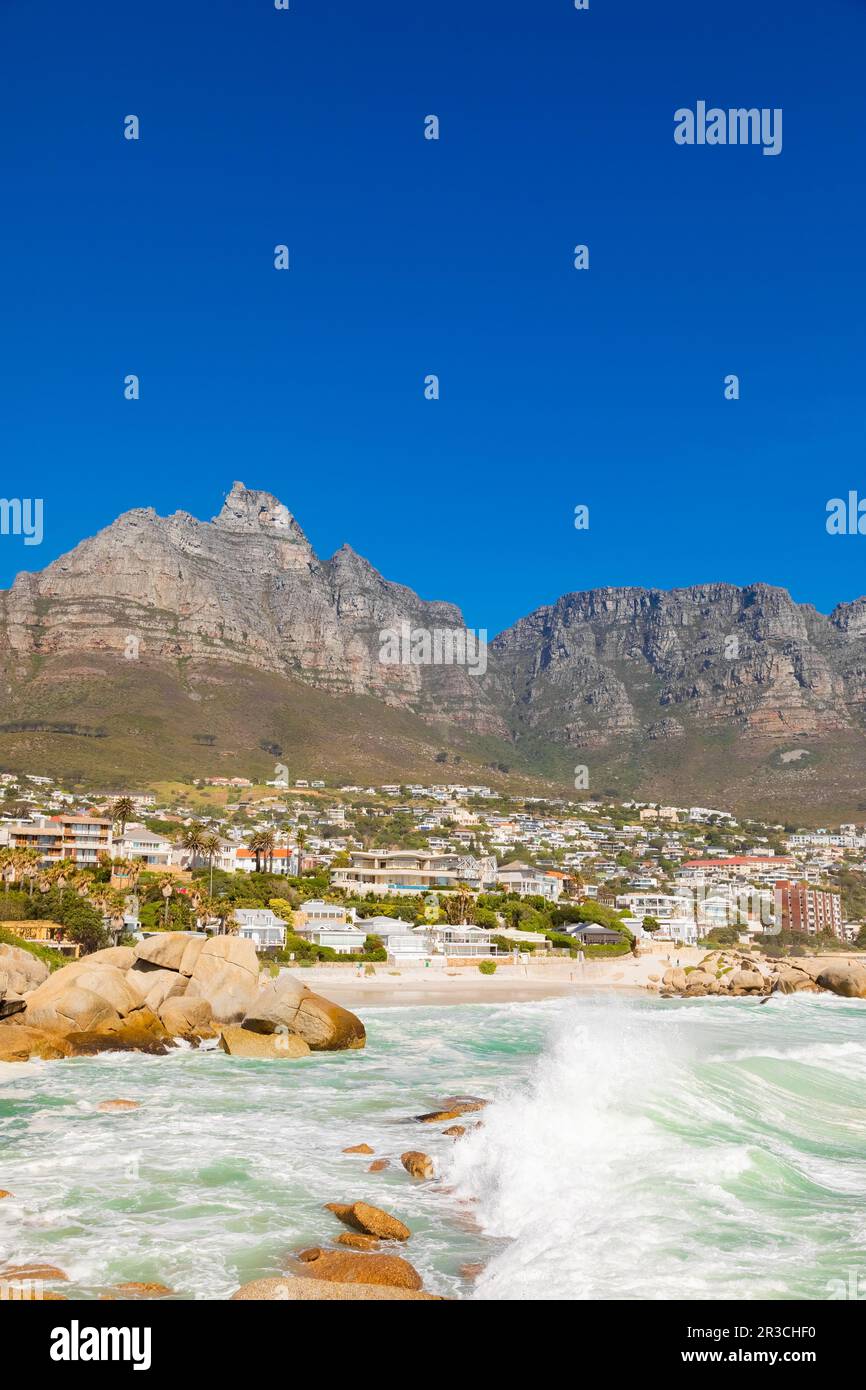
[567,923,624,946]
[357,914,432,962]
[428,923,499,958]
[291,899,365,954]
[233,908,287,951]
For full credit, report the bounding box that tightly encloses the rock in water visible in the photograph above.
[337,1234,380,1251]
[242,972,366,1051]
[325,1201,411,1241]
[292,1249,423,1290]
[114,1282,174,1297]
[0,1025,72,1061]
[219,1026,310,1059]
[231,1276,438,1301]
[401,1151,435,1180]
[816,964,866,999]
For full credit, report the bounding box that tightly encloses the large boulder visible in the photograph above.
[242,973,365,1051]
[294,993,366,1051]
[729,968,766,994]
[143,973,188,1013]
[219,1025,310,1059]
[773,965,817,995]
[293,1248,423,1290]
[186,938,260,1023]
[85,946,137,970]
[23,963,142,1033]
[816,963,866,999]
[158,996,214,1038]
[0,1024,72,1061]
[24,983,123,1034]
[242,974,309,1033]
[19,957,172,1053]
[134,933,197,972]
[0,943,50,995]
[65,1006,170,1056]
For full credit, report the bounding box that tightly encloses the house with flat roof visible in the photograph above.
[331,850,496,896]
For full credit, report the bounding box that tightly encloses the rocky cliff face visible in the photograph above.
[0,483,506,736]
[489,583,858,748]
[2,484,866,806]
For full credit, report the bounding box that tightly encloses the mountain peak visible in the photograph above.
[212,482,308,542]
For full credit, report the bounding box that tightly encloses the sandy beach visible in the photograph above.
[290,944,709,1008]
[289,947,866,1008]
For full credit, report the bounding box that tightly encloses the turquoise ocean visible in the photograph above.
[1,991,864,1300]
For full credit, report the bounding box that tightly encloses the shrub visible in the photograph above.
[477,959,497,975]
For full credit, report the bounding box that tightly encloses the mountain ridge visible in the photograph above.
[2,482,865,819]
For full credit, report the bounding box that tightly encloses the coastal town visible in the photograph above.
[0,768,862,971]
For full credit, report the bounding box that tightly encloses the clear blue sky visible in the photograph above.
[2,0,865,634]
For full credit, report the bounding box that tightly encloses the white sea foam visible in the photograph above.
[446,995,866,1301]
[1,995,864,1300]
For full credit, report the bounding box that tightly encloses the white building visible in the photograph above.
[234,908,287,950]
[116,824,172,867]
[496,861,563,901]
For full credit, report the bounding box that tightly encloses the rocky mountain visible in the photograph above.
[1,482,865,819]
[1,483,505,735]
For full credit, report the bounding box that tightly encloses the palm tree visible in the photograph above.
[177,823,206,870]
[442,883,475,926]
[259,829,276,875]
[201,832,221,896]
[295,827,307,874]
[110,796,136,854]
[71,870,93,898]
[156,873,175,928]
[247,830,267,874]
[20,849,42,899]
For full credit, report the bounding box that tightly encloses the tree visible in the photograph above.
[201,832,222,895]
[441,884,476,925]
[56,894,109,954]
[642,915,661,934]
[247,830,269,874]
[157,873,175,928]
[110,796,136,851]
[178,823,206,868]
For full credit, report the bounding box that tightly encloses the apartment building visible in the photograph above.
[0,814,112,867]
[774,880,843,938]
